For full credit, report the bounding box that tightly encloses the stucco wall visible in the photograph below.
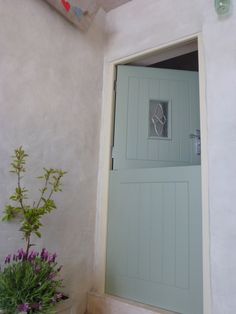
[99,1,236,313]
[0,1,105,313]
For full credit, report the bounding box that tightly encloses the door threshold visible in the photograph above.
[87,292,178,314]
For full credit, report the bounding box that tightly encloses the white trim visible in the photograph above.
[94,33,212,314]
[198,33,212,314]
[105,34,199,64]
[130,40,198,66]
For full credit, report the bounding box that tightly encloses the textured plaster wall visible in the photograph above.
[0,1,105,313]
[101,1,236,313]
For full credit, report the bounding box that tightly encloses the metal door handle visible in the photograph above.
[190,129,201,156]
[189,133,200,139]
[190,129,200,139]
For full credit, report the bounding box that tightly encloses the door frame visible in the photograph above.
[94,33,212,314]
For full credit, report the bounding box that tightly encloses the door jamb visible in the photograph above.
[94,33,212,314]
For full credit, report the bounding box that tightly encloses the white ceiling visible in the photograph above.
[98,0,132,12]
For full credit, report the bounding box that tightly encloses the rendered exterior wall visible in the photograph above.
[99,1,236,313]
[0,1,105,313]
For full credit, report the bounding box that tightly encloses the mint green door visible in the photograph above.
[112,66,200,170]
[106,66,203,314]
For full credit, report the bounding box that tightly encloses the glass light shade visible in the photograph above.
[215,0,231,15]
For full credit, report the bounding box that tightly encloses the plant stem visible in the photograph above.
[17,171,26,215]
[25,236,31,257]
[46,174,62,202]
[17,169,30,253]
[36,177,49,209]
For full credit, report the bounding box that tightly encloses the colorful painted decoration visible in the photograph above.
[73,6,84,21]
[45,0,99,31]
[61,0,71,12]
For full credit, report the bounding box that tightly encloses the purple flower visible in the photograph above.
[40,248,49,261]
[52,292,64,305]
[48,253,57,263]
[17,248,25,260]
[18,303,31,312]
[28,250,37,262]
[48,272,57,280]
[40,248,45,257]
[4,254,11,264]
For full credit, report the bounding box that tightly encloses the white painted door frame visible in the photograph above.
[94,33,212,314]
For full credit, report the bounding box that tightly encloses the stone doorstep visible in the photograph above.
[87,292,178,314]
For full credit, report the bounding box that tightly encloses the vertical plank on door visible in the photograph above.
[127,78,139,160]
[162,183,176,286]
[175,182,189,289]
[127,183,140,278]
[137,80,149,160]
[150,183,163,283]
[138,183,151,280]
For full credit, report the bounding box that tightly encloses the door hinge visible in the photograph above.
[112,146,118,159]
[111,146,115,158]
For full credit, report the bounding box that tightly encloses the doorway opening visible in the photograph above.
[95,35,211,314]
[106,39,202,314]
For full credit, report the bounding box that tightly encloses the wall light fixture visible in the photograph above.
[215,0,231,16]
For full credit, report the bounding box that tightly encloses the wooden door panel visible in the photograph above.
[113,66,200,169]
[106,166,203,314]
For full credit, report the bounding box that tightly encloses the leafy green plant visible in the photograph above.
[0,147,67,313]
[2,147,66,255]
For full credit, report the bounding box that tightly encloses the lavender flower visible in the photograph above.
[18,303,31,312]
[4,254,11,264]
[51,292,65,305]
[28,250,37,262]
[48,272,57,280]
[2,248,64,314]
[40,248,46,259]
[4,248,59,267]
[17,248,25,260]
[40,248,49,261]
[48,252,57,263]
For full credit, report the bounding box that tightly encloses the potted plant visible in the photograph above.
[0,147,67,314]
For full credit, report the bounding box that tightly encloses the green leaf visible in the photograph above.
[2,205,21,221]
[34,231,41,238]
